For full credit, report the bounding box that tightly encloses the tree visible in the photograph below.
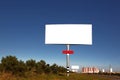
[16,60,27,76]
[36,60,46,74]
[0,55,67,76]
[58,66,67,73]
[44,64,51,74]
[1,55,19,74]
[50,63,59,74]
[26,59,36,71]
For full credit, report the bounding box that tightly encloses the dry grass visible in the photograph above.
[0,73,120,80]
[0,73,16,80]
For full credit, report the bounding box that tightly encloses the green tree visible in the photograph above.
[58,66,67,73]
[16,60,27,76]
[1,55,19,74]
[36,60,46,74]
[26,59,36,71]
[0,55,67,76]
[44,64,51,74]
[50,63,59,74]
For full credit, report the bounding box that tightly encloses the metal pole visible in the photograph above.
[66,44,70,76]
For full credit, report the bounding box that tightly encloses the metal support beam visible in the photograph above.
[66,44,70,76]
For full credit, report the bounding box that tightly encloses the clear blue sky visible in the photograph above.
[0,0,120,72]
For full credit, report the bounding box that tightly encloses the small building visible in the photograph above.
[82,67,99,73]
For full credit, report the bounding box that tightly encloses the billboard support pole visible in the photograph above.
[66,44,70,76]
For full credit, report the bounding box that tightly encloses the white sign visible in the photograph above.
[71,65,79,69]
[45,24,92,45]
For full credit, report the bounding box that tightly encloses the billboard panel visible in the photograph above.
[45,24,92,45]
[71,65,79,69]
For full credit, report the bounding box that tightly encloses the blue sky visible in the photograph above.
[0,0,120,72]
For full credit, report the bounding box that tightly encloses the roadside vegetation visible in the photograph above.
[0,55,66,76]
[0,55,120,80]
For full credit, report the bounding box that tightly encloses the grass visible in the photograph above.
[0,73,120,80]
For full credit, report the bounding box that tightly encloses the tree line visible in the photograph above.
[0,55,67,76]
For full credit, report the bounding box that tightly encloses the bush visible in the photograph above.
[0,55,67,77]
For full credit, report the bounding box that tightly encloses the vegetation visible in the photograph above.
[0,55,120,80]
[0,72,120,80]
[0,55,66,76]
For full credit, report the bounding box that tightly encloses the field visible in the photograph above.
[0,73,120,80]
[1,55,119,80]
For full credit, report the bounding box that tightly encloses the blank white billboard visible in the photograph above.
[45,24,92,45]
[71,65,79,69]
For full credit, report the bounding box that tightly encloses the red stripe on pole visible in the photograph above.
[62,50,74,54]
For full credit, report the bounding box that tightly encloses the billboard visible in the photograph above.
[71,65,79,69]
[45,24,92,45]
